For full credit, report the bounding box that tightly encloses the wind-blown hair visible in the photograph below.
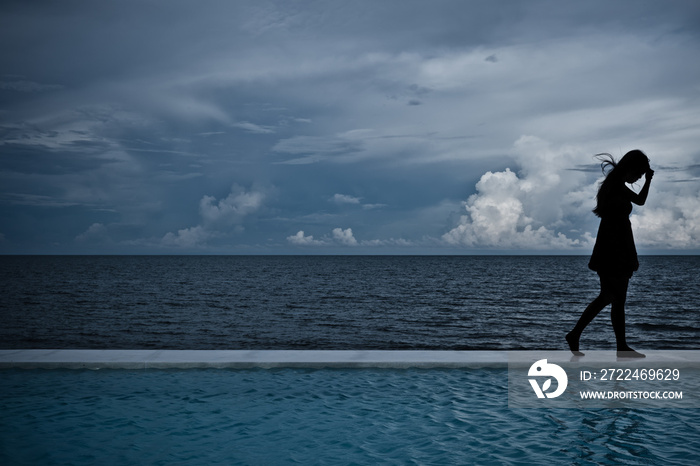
[593,150,650,217]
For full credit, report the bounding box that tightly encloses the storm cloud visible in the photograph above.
[1,0,699,253]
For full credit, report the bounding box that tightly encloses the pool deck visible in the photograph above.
[1,349,699,370]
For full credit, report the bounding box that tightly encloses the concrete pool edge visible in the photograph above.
[1,350,699,370]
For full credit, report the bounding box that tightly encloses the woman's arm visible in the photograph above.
[627,169,654,206]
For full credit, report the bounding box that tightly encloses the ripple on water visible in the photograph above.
[1,368,699,465]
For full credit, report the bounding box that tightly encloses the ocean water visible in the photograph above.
[1,255,698,351]
[2,368,699,465]
[2,256,699,465]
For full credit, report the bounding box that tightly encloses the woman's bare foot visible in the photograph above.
[566,332,584,356]
[617,347,645,358]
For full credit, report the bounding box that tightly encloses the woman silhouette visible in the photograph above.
[566,150,654,358]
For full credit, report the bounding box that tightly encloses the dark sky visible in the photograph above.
[1,0,699,253]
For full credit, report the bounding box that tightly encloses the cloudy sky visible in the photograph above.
[1,0,699,254]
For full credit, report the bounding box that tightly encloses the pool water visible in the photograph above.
[1,368,698,465]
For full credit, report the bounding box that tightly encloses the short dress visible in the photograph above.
[588,184,639,279]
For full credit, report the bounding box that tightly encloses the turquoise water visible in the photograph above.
[1,369,699,465]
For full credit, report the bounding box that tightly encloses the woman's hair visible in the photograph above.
[593,150,650,217]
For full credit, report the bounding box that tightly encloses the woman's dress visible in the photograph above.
[588,184,639,279]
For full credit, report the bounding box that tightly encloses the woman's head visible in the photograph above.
[592,150,650,217]
[596,150,650,182]
[617,150,650,183]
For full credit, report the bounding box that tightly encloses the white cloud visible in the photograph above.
[442,135,700,250]
[631,195,700,248]
[286,230,326,246]
[362,204,387,210]
[331,194,361,205]
[75,223,107,242]
[330,194,388,210]
[442,169,581,249]
[232,121,275,134]
[161,225,211,248]
[160,185,265,248]
[332,227,358,246]
[287,227,414,248]
[442,136,592,249]
[360,237,415,247]
[199,185,265,224]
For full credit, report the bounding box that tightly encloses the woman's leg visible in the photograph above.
[607,275,645,358]
[566,279,613,355]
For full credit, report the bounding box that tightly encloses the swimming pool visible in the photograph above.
[1,367,698,465]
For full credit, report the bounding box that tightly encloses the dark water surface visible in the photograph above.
[1,255,697,350]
